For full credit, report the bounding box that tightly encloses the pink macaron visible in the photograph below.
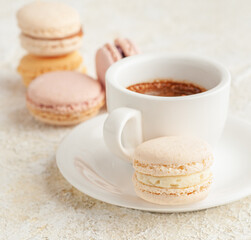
[95,38,139,87]
[26,71,105,126]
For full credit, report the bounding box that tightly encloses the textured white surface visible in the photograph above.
[0,0,251,239]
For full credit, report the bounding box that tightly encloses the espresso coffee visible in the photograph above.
[127,79,206,97]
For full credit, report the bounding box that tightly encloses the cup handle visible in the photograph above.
[103,107,143,163]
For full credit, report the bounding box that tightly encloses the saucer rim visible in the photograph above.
[56,113,251,213]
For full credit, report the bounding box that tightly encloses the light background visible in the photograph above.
[0,0,251,239]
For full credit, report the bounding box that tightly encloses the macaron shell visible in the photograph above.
[134,184,210,205]
[17,1,81,39]
[134,136,213,166]
[135,169,212,189]
[27,71,103,106]
[133,157,213,177]
[26,98,104,126]
[26,91,105,114]
[114,38,139,56]
[17,52,83,86]
[104,43,123,62]
[133,173,211,205]
[95,44,121,87]
[20,33,82,57]
[20,65,87,87]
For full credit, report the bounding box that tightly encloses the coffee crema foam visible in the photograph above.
[127,79,206,97]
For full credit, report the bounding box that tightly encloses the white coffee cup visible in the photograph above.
[103,53,231,162]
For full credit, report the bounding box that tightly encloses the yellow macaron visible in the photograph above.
[17,51,84,87]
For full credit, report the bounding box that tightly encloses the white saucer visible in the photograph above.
[56,114,251,212]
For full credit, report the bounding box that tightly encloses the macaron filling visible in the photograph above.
[21,28,83,41]
[115,45,126,58]
[133,174,212,196]
[135,168,212,189]
[133,158,213,176]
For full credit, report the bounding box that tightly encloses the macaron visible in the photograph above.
[17,1,83,56]
[95,38,139,87]
[17,51,84,87]
[132,136,214,205]
[26,71,105,126]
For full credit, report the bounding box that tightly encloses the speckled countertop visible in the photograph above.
[1,0,251,239]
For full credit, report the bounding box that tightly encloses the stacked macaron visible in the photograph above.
[17,1,85,86]
[96,38,139,87]
[132,136,214,205]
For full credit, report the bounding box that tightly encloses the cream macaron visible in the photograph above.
[17,1,83,56]
[26,71,105,126]
[132,136,214,205]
